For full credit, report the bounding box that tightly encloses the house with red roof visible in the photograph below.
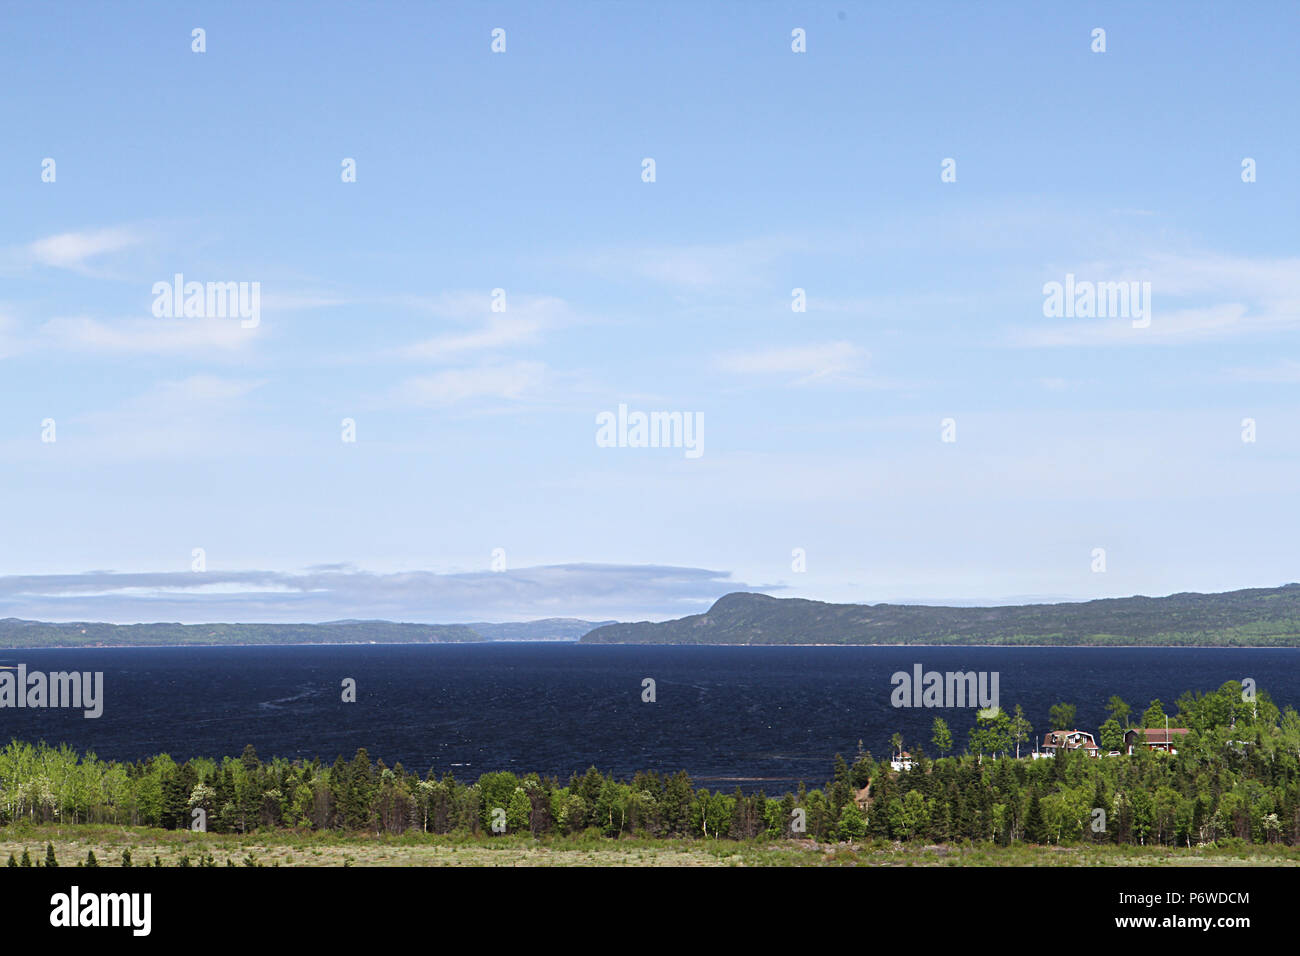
[1124,727,1189,755]
[1041,730,1101,758]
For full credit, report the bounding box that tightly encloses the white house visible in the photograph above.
[890,751,916,772]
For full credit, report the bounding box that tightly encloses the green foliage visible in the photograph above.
[0,679,1296,850]
[580,585,1300,646]
[1099,718,1124,752]
[1141,699,1168,728]
[1010,705,1033,758]
[1024,791,1046,844]
[838,802,867,841]
[931,718,953,756]
[969,709,1014,758]
[1049,702,1077,731]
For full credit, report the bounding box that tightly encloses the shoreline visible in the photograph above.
[2,641,1299,651]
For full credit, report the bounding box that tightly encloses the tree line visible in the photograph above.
[920,691,1205,760]
[0,681,1296,847]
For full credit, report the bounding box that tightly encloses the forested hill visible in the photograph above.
[0,619,483,648]
[579,585,1300,646]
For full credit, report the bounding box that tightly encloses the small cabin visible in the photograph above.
[1123,727,1189,755]
[890,751,915,772]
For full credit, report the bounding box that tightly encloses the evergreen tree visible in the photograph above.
[849,753,873,789]
[1053,745,1071,782]
[1092,780,1110,843]
[44,843,56,867]
[1024,791,1046,844]
[345,748,376,830]
[328,754,350,827]
[832,753,850,786]
[1141,699,1168,729]
[161,771,187,830]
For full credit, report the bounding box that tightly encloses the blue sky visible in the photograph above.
[1,1,1298,623]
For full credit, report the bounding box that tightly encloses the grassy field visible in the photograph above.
[3,825,1300,867]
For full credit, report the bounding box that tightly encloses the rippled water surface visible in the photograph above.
[3,644,1295,789]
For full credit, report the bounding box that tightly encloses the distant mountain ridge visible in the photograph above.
[0,619,483,648]
[578,585,1300,646]
[0,617,617,649]
[11,584,1300,647]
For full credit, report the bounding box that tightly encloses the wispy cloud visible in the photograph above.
[391,360,548,407]
[572,236,802,290]
[390,292,574,367]
[398,291,569,321]
[1014,252,1300,347]
[717,341,872,386]
[0,564,767,624]
[143,375,264,403]
[24,227,145,274]
[258,292,351,312]
[400,316,544,361]
[40,315,259,354]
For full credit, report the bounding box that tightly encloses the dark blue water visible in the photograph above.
[1,645,1295,790]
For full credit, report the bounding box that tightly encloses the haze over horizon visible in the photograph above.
[1,569,1297,626]
[3,3,1298,623]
